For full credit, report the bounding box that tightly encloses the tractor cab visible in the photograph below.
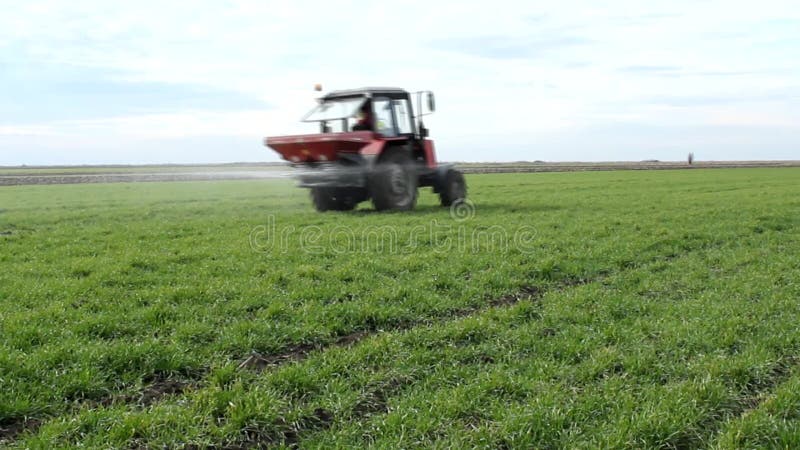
[304,88,424,138]
[264,86,465,212]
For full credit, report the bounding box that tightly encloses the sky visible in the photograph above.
[0,0,799,165]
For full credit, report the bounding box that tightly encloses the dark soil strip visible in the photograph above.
[137,379,193,408]
[228,407,336,450]
[221,377,413,450]
[1,377,195,444]
[234,283,570,375]
[0,418,43,445]
[113,373,199,409]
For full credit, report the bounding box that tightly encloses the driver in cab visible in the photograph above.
[351,103,374,131]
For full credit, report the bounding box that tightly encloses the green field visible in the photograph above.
[1,168,799,448]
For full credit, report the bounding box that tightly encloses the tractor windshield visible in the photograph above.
[302,97,367,122]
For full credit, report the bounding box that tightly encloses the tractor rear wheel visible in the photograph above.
[370,150,418,211]
[439,169,467,206]
[311,187,358,212]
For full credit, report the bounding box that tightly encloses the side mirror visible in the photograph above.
[427,92,436,112]
[420,126,429,138]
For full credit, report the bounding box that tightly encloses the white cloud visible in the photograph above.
[1,0,799,164]
[1,110,272,138]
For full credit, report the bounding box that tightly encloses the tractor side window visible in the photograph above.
[323,119,346,133]
[393,100,413,134]
[373,98,397,137]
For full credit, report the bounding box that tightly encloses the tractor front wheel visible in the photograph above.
[439,169,467,206]
[311,187,358,212]
[370,151,418,211]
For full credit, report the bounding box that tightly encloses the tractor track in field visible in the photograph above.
[0,379,202,445]
[215,278,604,449]
[211,225,800,449]
[665,356,800,450]
[214,282,604,450]
[213,285,567,450]
[0,419,43,446]
[232,284,556,372]
[0,236,719,445]
[220,377,413,450]
[5,226,781,446]
[0,279,582,446]
[209,236,780,449]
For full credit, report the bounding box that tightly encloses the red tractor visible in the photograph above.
[264,87,466,211]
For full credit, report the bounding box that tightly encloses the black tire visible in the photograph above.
[369,150,418,211]
[310,187,357,212]
[439,169,467,206]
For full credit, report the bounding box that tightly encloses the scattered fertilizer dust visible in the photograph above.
[0,168,294,186]
[2,161,799,186]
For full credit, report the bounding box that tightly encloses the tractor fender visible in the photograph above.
[358,140,385,161]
